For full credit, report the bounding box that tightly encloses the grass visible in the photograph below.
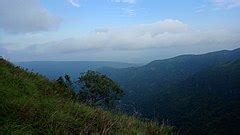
[0,58,174,134]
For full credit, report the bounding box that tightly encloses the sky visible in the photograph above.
[0,0,240,63]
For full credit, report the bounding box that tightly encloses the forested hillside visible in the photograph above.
[6,48,240,134]
[99,48,240,134]
[144,59,240,134]
[0,58,173,134]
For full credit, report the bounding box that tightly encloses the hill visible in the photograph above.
[143,59,240,134]
[0,58,173,134]
[99,48,240,134]
[15,61,140,79]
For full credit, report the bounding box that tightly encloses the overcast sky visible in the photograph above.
[0,0,240,63]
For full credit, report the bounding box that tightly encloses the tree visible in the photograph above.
[64,74,74,89]
[56,75,75,99]
[57,76,66,87]
[77,70,124,109]
[56,75,74,89]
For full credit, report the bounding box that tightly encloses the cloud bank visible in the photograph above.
[7,19,239,55]
[0,0,61,34]
[1,19,239,62]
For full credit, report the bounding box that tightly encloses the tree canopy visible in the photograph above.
[77,70,124,108]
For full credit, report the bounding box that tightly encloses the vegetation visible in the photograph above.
[100,48,240,134]
[0,59,174,134]
[77,71,124,109]
[147,59,240,134]
[56,71,124,109]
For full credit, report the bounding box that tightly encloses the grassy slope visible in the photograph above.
[0,59,174,135]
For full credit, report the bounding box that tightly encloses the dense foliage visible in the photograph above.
[0,59,174,134]
[100,48,240,134]
[77,71,124,108]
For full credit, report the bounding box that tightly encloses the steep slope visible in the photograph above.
[99,48,240,134]
[146,59,240,134]
[99,48,240,106]
[15,61,139,79]
[0,58,173,134]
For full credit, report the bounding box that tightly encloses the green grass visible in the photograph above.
[0,59,174,135]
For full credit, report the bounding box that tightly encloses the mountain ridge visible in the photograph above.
[99,48,240,134]
[15,61,140,79]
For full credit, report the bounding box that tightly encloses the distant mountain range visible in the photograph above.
[15,61,139,79]
[15,48,240,134]
[99,48,240,134]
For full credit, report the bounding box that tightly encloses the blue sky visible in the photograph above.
[42,0,240,29]
[0,0,240,62]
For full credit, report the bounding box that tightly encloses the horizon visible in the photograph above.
[1,1,240,133]
[1,0,240,63]
[11,47,240,64]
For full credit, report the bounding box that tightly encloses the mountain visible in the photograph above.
[99,48,240,134]
[10,48,240,134]
[0,58,173,134]
[144,60,240,134]
[15,61,139,79]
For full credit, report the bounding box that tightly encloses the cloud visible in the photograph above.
[195,5,207,13]
[68,0,81,7]
[1,19,240,62]
[6,19,239,53]
[33,19,189,52]
[0,0,61,34]
[112,0,136,4]
[121,8,136,17]
[94,28,109,33]
[67,0,136,7]
[213,0,240,9]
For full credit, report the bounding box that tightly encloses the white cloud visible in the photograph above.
[1,19,240,62]
[195,5,207,13]
[121,8,136,17]
[0,0,61,34]
[7,19,239,54]
[67,0,135,7]
[36,19,189,52]
[112,0,136,4]
[213,0,240,8]
[68,0,81,7]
